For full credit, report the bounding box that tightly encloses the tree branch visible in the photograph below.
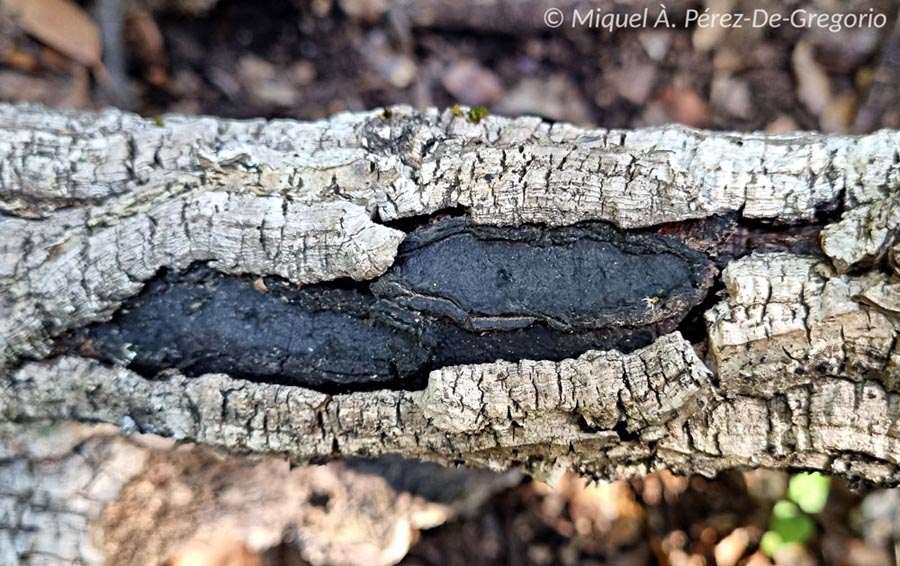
[2,101,899,565]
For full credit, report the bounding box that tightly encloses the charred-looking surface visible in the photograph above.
[375,219,714,368]
[81,220,714,390]
[7,107,900,564]
[375,220,713,332]
[86,270,431,391]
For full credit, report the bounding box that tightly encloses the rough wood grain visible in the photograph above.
[706,253,900,395]
[1,103,900,565]
[0,333,710,473]
[1,103,899,470]
[2,103,898,370]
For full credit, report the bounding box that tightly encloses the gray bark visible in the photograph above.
[1,102,899,564]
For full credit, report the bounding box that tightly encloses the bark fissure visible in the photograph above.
[2,104,900,564]
[3,104,898,372]
[64,218,713,392]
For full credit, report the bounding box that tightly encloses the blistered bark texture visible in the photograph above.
[78,221,711,390]
[1,104,900,564]
[2,103,898,370]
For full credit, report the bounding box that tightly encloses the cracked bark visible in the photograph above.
[74,220,712,390]
[1,103,900,564]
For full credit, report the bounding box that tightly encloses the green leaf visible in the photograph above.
[770,500,815,545]
[787,472,831,514]
[467,106,489,124]
[772,500,802,519]
[760,531,785,558]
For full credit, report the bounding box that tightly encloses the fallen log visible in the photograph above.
[1,103,899,564]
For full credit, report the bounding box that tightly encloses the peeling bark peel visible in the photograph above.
[706,253,900,395]
[0,333,711,474]
[82,219,712,390]
[820,196,900,273]
[6,325,900,486]
[0,196,403,367]
[1,103,900,490]
[2,104,898,370]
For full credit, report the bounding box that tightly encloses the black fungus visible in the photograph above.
[88,270,430,391]
[374,219,712,332]
[81,219,714,391]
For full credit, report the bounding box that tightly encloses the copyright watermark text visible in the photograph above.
[543,6,888,32]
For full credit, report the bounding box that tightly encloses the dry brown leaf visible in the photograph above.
[0,45,39,72]
[127,10,164,57]
[659,86,711,128]
[5,0,101,68]
[792,40,831,117]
